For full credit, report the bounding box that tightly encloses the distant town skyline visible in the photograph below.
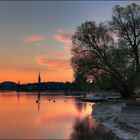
[0,1,139,83]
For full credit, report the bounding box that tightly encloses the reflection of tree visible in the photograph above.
[16,92,20,108]
[75,101,86,113]
[36,91,41,112]
[70,117,118,140]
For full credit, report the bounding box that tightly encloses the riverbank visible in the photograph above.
[92,101,140,140]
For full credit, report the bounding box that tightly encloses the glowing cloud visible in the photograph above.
[22,34,44,42]
[48,51,71,60]
[64,45,72,51]
[37,57,71,71]
[54,29,73,43]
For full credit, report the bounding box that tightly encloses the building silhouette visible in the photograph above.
[38,72,41,83]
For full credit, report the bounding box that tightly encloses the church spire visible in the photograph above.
[38,71,41,83]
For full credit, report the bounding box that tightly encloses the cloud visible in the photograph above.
[64,45,72,51]
[54,29,73,43]
[48,51,71,60]
[36,57,71,71]
[22,34,44,42]
[50,52,68,59]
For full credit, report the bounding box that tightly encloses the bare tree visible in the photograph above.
[71,21,136,98]
[110,3,140,72]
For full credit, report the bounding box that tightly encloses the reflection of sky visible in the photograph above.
[0,1,139,83]
[0,92,93,139]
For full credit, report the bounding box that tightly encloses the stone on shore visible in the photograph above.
[92,101,140,140]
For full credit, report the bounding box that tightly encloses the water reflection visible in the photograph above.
[16,92,20,107]
[75,101,87,113]
[36,92,41,112]
[0,91,112,139]
[70,117,118,140]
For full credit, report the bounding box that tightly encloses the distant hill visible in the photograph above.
[1,81,17,85]
[0,81,17,90]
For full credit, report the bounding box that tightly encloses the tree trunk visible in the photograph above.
[134,47,140,72]
[119,84,136,98]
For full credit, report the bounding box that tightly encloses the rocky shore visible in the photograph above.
[92,101,140,140]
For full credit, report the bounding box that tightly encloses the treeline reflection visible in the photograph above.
[70,117,119,140]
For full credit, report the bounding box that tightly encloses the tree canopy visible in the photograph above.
[71,3,140,98]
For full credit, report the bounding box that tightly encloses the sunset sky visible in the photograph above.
[0,1,139,83]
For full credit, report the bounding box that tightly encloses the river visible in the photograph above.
[0,91,118,139]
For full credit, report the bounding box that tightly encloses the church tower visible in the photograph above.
[38,72,41,83]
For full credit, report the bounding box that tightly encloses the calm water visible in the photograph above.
[0,91,117,139]
[0,91,93,139]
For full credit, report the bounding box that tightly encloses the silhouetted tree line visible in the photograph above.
[0,81,93,93]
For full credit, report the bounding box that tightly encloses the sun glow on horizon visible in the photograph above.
[0,68,73,84]
[0,1,135,83]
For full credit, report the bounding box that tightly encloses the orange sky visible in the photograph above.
[0,29,73,83]
[0,65,73,84]
[0,1,135,83]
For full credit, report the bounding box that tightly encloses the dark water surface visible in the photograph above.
[0,91,117,139]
